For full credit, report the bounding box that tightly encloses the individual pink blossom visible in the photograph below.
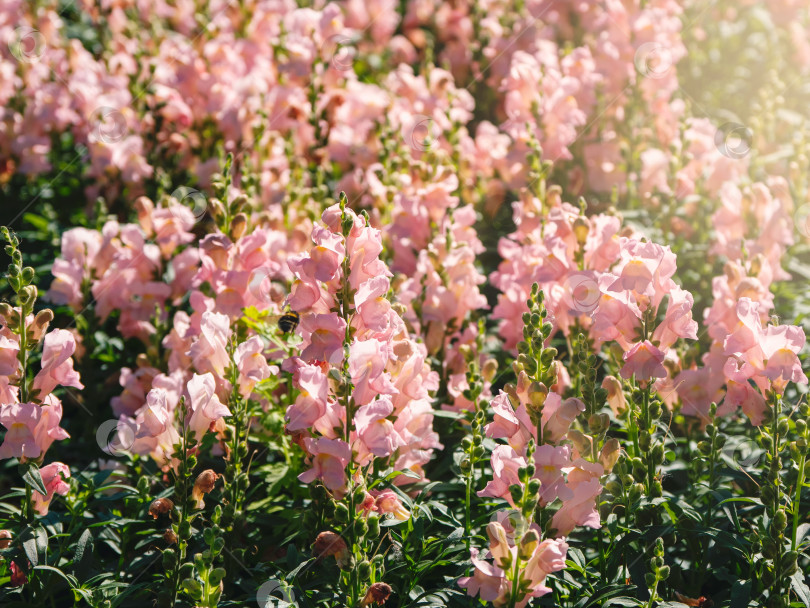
[348,339,397,406]
[287,364,331,431]
[32,329,84,398]
[0,401,69,460]
[368,489,410,520]
[551,459,603,535]
[620,340,667,382]
[298,437,352,492]
[354,397,404,461]
[189,311,232,377]
[300,313,347,365]
[32,462,71,515]
[234,336,274,397]
[186,373,231,443]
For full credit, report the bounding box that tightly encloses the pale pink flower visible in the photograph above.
[234,336,273,397]
[298,437,352,492]
[551,459,603,535]
[189,311,231,377]
[300,313,347,365]
[32,329,83,398]
[186,373,231,443]
[0,400,70,460]
[354,397,404,460]
[348,339,397,406]
[287,364,330,431]
[620,340,667,382]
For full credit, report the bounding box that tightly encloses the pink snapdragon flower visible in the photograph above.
[186,373,231,443]
[620,340,668,382]
[32,329,84,398]
[189,311,232,377]
[0,400,70,460]
[298,437,352,492]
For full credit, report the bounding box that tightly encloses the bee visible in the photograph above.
[278,310,300,334]
[674,592,713,608]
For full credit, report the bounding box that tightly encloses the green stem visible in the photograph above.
[792,452,806,552]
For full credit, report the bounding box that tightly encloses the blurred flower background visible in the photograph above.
[0,0,809,607]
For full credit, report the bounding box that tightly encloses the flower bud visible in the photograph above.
[518,529,539,560]
[191,470,219,509]
[573,216,590,245]
[602,376,626,415]
[482,359,498,383]
[361,582,392,605]
[0,530,11,549]
[230,213,248,240]
[148,498,174,519]
[313,531,351,569]
[600,439,621,473]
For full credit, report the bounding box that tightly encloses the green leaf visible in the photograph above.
[791,572,810,608]
[22,464,47,496]
[73,528,93,570]
[730,579,751,608]
[21,529,38,567]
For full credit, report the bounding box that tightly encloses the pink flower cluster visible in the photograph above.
[0,311,79,515]
[493,194,698,392]
[286,204,442,493]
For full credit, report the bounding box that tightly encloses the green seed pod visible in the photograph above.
[658,565,670,580]
[527,479,541,496]
[697,441,712,455]
[212,537,225,554]
[651,480,663,497]
[778,419,790,436]
[162,549,177,569]
[208,567,226,585]
[773,509,788,531]
[645,573,656,587]
[715,434,726,449]
[649,403,662,420]
[335,502,350,523]
[358,560,372,579]
[179,519,192,540]
[606,480,622,495]
[652,443,665,464]
[762,538,778,559]
[509,484,523,505]
[367,515,380,538]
